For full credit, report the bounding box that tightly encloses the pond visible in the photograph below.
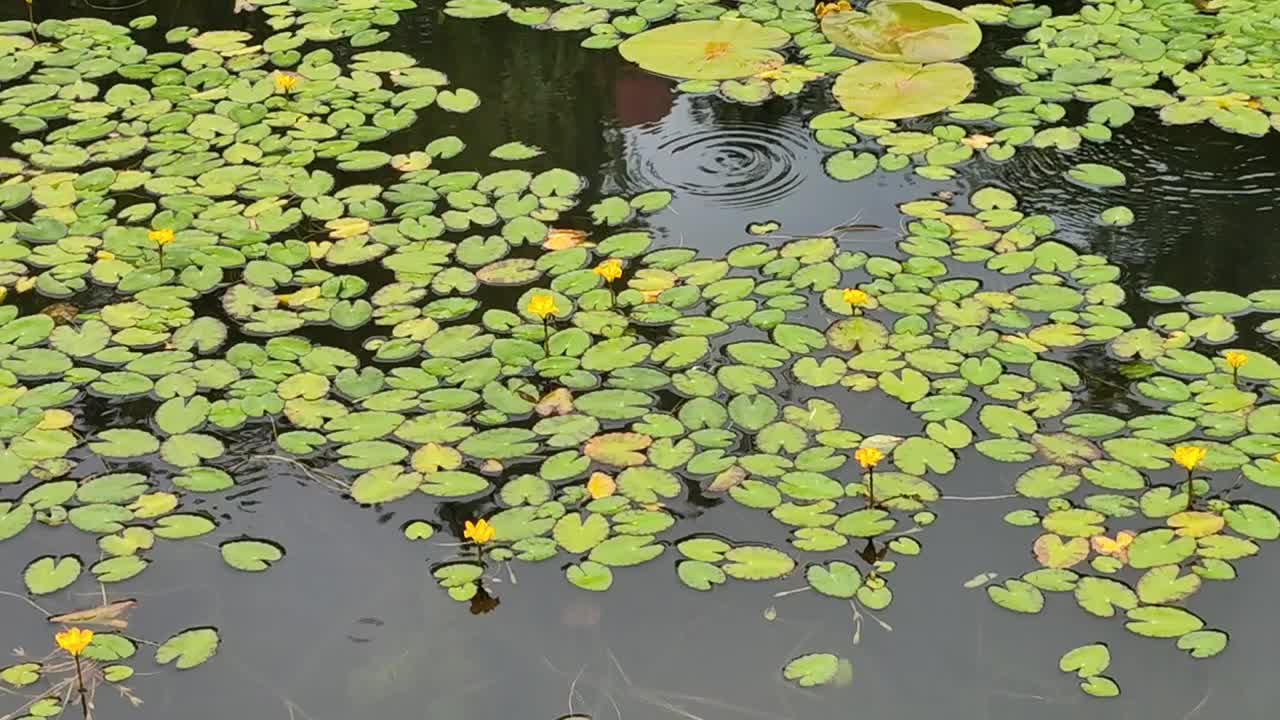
[2,0,1280,718]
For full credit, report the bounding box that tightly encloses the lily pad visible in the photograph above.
[618,20,790,80]
[832,61,975,120]
[821,0,981,62]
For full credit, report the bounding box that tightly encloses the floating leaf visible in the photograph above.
[618,20,790,80]
[782,653,840,688]
[832,61,975,120]
[155,628,220,670]
[821,0,981,62]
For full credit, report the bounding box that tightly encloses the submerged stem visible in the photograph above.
[72,656,88,720]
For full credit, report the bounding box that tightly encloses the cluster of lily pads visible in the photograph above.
[441,0,1280,190]
[3,1,1280,709]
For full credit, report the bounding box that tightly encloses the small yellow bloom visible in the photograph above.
[593,259,623,283]
[842,288,870,307]
[463,518,496,545]
[527,293,559,319]
[1225,351,1248,370]
[854,447,884,469]
[815,0,851,18]
[0,287,6,303]
[587,472,616,500]
[95,250,115,262]
[55,627,94,657]
[149,228,175,246]
[275,73,298,93]
[640,290,663,304]
[1172,445,1207,472]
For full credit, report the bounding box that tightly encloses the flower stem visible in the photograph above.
[867,468,875,507]
[72,655,88,719]
[26,3,35,43]
[1186,469,1194,511]
[542,317,549,355]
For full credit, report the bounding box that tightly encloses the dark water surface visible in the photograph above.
[6,1,1280,719]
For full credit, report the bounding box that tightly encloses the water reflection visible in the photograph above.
[614,96,814,210]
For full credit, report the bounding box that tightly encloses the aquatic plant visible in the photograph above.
[2,1,1280,706]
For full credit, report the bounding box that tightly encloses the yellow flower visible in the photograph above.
[0,287,8,304]
[1224,351,1248,370]
[527,293,559,319]
[275,73,298,93]
[593,259,623,283]
[15,276,35,293]
[842,288,870,308]
[463,518,496,545]
[149,228,175,246]
[854,447,884,469]
[587,472,616,500]
[1172,445,1207,472]
[815,0,851,18]
[55,627,94,657]
[95,250,115,262]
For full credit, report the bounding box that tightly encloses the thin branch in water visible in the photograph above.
[941,493,1018,501]
[771,587,811,598]
[0,591,51,616]
[568,665,586,717]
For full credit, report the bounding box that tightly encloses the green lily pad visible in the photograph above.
[821,0,981,62]
[832,61,975,120]
[618,20,790,80]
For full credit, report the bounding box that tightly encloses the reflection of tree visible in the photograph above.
[421,21,627,179]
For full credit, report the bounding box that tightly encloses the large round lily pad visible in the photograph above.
[821,0,982,62]
[832,61,975,119]
[618,20,790,80]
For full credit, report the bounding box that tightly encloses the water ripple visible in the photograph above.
[618,115,812,210]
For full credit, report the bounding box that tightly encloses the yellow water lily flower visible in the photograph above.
[593,259,623,283]
[149,228,175,246]
[95,250,115,262]
[1172,445,1207,472]
[463,518,496,545]
[842,288,870,308]
[587,472,616,500]
[854,446,884,469]
[815,0,851,18]
[1225,350,1248,370]
[275,73,298,93]
[527,294,559,319]
[55,627,94,657]
[0,287,7,304]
